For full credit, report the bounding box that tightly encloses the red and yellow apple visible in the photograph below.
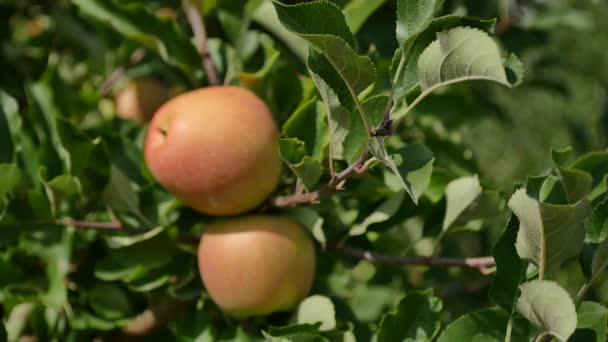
[144,86,282,216]
[197,215,316,317]
[115,77,168,123]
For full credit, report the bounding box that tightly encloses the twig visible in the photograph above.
[55,218,142,234]
[98,47,147,96]
[183,0,220,86]
[273,150,370,207]
[328,243,496,274]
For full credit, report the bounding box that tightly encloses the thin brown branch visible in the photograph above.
[328,243,496,274]
[55,219,142,234]
[273,150,370,207]
[183,0,220,86]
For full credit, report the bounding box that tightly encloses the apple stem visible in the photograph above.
[183,0,220,86]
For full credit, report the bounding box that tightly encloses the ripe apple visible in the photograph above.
[197,215,316,318]
[144,86,282,216]
[115,77,168,123]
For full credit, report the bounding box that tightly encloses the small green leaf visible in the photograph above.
[278,138,323,191]
[172,307,215,342]
[343,0,386,33]
[238,34,281,91]
[268,323,322,337]
[592,238,608,281]
[107,236,177,270]
[418,27,519,92]
[87,283,133,320]
[490,215,526,313]
[296,295,336,332]
[509,188,592,276]
[368,138,434,204]
[516,280,577,341]
[557,167,593,204]
[0,164,25,202]
[396,0,444,46]
[343,95,390,164]
[72,0,200,71]
[586,195,608,243]
[377,289,442,342]
[438,307,511,342]
[291,207,326,247]
[350,192,405,236]
[576,301,607,342]
[282,98,329,162]
[442,175,481,231]
[101,165,141,216]
[0,101,14,163]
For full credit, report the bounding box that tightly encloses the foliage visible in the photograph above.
[1,0,607,341]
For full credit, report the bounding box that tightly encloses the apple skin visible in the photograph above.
[144,86,282,216]
[197,215,316,318]
[115,77,168,123]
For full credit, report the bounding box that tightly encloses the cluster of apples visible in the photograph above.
[115,82,316,318]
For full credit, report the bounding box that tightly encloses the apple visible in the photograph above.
[144,86,282,216]
[197,215,316,318]
[115,77,168,123]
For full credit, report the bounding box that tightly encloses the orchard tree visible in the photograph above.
[1,0,607,341]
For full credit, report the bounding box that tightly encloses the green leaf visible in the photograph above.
[268,323,322,337]
[87,283,133,320]
[586,195,608,243]
[296,295,336,332]
[442,175,481,231]
[72,0,200,71]
[107,236,178,270]
[516,280,577,341]
[390,15,496,111]
[343,0,387,34]
[0,100,14,163]
[508,188,592,276]
[576,301,608,342]
[557,167,593,204]
[291,206,326,247]
[376,289,442,342]
[438,307,511,341]
[396,0,444,46]
[273,1,356,48]
[238,33,281,91]
[282,98,329,162]
[490,216,526,313]
[570,151,608,201]
[592,238,608,283]
[172,307,215,342]
[418,27,518,92]
[349,192,404,236]
[0,164,25,202]
[368,138,434,204]
[279,138,323,191]
[101,165,140,215]
[343,95,390,164]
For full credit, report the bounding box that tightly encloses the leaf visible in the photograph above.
[557,167,593,204]
[72,0,200,71]
[0,100,14,163]
[349,192,405,236]
[273,1,356,48]
[586,195,608,243]
[576,301,608,342]
[291,207,326,247]
[396,0,444,46]
[508,188,592,276]
[296,295,336,332]
[442,175,481,231]
[390,15,497,111]
[268,323,322,337]
[274,1,375,98]
[490,215,526,313]
[418,27,519,93]
[238,33,281,91]
[592,238,608,282]
[570,152,608,200]
[282,98,329,161]
[87,283,133,320]
[516,280,577,341]
[343,0,386,34]
[278,138,323,191]
[172,307,215,342]
[101,165,141,216]
[0,164,25,202]
[438,307,511,341]
[343,95,390,164]
[376,289,442,342]
[368,138,434,204]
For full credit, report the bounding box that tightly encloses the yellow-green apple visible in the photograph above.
[144,86,282,216]
[197,215,316,318]
[115,77,168,123]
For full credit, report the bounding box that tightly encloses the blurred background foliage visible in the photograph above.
[0,0,607,340]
